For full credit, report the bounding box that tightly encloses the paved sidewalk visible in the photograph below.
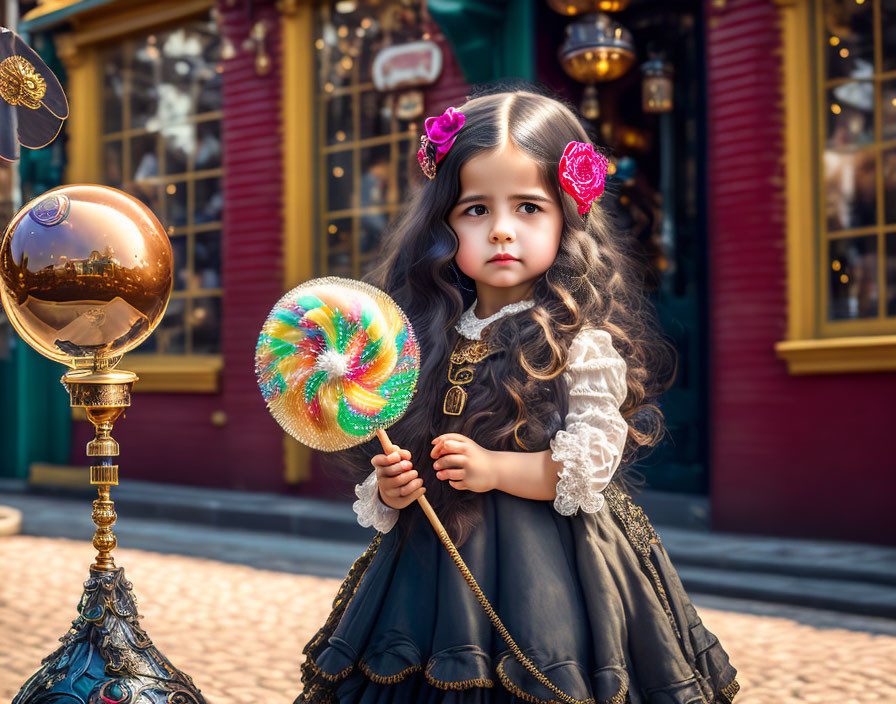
[1,477,895,618]
[1,535,895,704]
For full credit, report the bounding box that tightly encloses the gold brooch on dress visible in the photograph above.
[443,337,494,416]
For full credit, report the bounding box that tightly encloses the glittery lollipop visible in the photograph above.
[255,277,419,451]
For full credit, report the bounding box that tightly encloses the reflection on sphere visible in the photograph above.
[0,184,172,367]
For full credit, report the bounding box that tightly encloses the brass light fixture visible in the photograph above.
[545,0,631,15]
[559,12,635,119]
[642,56,674,113]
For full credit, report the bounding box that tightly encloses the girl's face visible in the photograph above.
[447,142,563,311]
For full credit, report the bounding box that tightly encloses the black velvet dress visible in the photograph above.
[295,344,739,704]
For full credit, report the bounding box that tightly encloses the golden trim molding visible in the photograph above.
[280,3,315,482]
[774,336,896,374]
[121,355,223,393]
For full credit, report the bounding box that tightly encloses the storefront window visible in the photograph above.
[314,0,427,277]
[820,0,896,322]
[100,15,223,354]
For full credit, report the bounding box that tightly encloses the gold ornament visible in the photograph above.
[442,337,495,416]
[0,55,46,109]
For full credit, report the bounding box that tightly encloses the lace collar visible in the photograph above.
[455,298,535,340]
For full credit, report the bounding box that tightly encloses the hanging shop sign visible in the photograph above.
[372,40,443,92]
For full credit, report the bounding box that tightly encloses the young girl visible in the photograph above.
[297,88,739,704]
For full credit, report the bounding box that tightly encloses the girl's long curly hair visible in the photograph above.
[330,88,677,547]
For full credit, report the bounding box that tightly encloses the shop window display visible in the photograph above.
[820,0,896,323]
[100,14,223,354]
[314,0,428,277]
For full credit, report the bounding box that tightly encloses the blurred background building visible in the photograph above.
[0,0,893,545]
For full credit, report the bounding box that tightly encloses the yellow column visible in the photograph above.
[279,0,316,482]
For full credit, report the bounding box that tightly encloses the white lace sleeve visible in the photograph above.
[550,327,629,516]
[353,469,400,533]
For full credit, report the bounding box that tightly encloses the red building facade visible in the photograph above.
[15,0,895,544]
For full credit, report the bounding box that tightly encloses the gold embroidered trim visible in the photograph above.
[603,483,681,642]
[494,657,630,704]
[719,677,740,702]
[302,653,354,682]
[424,660,494,689]
[358,659,422,683]
[297,533,382,702]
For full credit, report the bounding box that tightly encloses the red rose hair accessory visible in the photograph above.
[417,106,465,180]
[558,141,609,215]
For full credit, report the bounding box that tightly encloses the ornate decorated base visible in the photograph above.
[13,566,206,704]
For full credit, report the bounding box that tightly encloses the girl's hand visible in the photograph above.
[430,433,498,493]
[371,446,425,510]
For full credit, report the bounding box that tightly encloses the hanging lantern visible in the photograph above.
[546,0,631,15]
[547,0,593,15]
[641,57,673,113]
[580,84,600,119]
[559,12,635,119]
[559,13,635,83]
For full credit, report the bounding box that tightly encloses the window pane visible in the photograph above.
[822,0,873,81]
[159,30,199,122]
[191,296,221,354]
[882,79,896,142]
[164,125,191,175]
[196,177,223,224]
[104,141,123,189]
[327,218,353,275]
[327,95,353,144]
[165,181,188,227]
[886,149,896,224]
[156,297,186,354]
[360,90,392,140]
[131,133,159,181]
[360,144,393,207]
[102,49,123,134]
[130,38,160,129]
[171,235,187,291]
[883,0,896,73]
[194,230,222,289]
[327,151,354,212]
[397,137,418,200]
[823,145,876,231]
[887,233,896,316]
[826,83,873,146]
[195,121,222,170]
[828,236,878,320]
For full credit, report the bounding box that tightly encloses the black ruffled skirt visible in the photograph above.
[296,482,739,704]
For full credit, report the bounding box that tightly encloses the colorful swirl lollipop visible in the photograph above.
[255,277,420,451]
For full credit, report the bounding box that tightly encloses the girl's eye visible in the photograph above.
[520,202,541,215]
[464,204,488,216]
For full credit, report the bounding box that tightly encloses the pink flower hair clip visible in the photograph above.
[417,106,465,180]
[559,141,609,215]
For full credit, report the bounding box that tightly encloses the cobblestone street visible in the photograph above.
[1,535,894,704]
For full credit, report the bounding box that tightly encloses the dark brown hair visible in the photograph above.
[330,89,677,547]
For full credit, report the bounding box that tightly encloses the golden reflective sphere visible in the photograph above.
[0,185,172,367]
